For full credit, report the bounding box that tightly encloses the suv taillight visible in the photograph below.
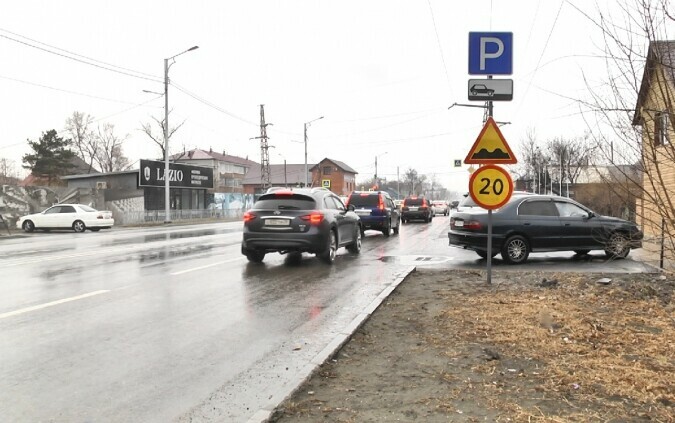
[301,212,324,225]
[378,195,385,211]
[243,211,256,223]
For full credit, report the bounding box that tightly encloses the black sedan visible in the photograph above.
[241,187,362,264]
[448,194,643,264]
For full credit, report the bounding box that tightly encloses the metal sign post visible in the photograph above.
[465,31,516,284]
[468,165,514,284]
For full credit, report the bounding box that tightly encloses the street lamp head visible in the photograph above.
[188,46,199,52]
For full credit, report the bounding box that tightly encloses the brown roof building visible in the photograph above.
[171,148,258,193]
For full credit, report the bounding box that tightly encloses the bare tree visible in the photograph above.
[94,124,130,173]
[574,0,675,265]
[140,113,185,159]
[546,134,596,187]
[65,111,98,172]
[514,128,541,190]
[0,158,21,184]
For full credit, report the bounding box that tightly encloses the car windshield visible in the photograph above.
[406,198,424,206]
[79,205,96,212]
[348,194,380,207]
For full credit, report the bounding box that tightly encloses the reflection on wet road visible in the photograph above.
[0,217,655,422]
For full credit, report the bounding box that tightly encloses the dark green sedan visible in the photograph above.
[448,194,643,264]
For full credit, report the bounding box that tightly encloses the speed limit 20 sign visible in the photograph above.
[468,165,513,210]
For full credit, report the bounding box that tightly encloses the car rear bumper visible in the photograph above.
[359,215,387,230]
[402,211,430,220]
[242,231,328,253]
[448,230,503,254]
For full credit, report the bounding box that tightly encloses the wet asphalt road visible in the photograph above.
[0,216,655,422]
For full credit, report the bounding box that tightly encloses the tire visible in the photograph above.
[476,250,497,259]
[393,218,400,234]
[72,220,86,233]
[319,230,337,264]
[382,219,391,237]
[245,250,266,263]
[574,249,590,255]
[22,220,35,233]
[605,232,630,259]
[501,235,530,264]
[346,226,362,254]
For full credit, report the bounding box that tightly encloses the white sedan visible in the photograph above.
[431,201,450,216]
[16,204,114,233]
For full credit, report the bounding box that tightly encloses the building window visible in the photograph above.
[655,111,670,146]
[323,166,332,175]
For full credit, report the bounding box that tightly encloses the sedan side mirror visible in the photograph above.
[347,204,356,212]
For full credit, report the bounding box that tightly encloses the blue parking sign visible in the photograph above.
[469,32,513,75]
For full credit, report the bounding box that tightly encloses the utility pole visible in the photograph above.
[397,166,400,199]
[303,116,324,187]
[254,105,272,190]
[374,155,378,188]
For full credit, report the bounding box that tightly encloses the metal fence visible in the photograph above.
[117,209,245,225]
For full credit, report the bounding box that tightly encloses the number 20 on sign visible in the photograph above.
[468,165,513,210]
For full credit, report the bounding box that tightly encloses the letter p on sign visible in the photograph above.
[469,32,513,75]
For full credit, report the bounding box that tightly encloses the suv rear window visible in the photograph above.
[348,193,380,207]
[405,198,424,206]
[253,195,316,210]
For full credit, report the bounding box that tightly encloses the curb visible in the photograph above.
[246,265,417,423]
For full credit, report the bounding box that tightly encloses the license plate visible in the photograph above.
[409,207,418,211]
[356,210,371,216]
[454,220,464,227]
[265,218,290,226]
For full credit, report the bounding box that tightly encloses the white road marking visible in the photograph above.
[0,290,110,320]
[170,257,246,276]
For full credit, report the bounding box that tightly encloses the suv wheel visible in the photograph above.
[347,226,361,253]
[382,219,391,237]
[245,250,266,263]
[319,230,337,264]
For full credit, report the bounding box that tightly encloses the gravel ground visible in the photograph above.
[270,268,675,422]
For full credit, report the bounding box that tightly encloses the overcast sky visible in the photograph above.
[0,0,656,192]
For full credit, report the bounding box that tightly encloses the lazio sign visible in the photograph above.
[464,117,517,164]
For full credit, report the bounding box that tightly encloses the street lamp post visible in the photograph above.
[163,45,199,223]
[374,151,388,189]
[304,116,323,187]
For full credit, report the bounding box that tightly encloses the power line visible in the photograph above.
[322,109,446,140]
[515,1,565,117]
[0,30,162,83]
[328,107,444,123]
[426,0,453,98]
[0,74,162,106]
[170,81,259,126]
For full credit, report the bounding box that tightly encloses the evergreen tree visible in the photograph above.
[22,130,76,183]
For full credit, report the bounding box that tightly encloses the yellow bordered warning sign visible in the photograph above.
[464,117,517,164]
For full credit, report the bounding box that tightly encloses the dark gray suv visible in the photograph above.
[241,187,362,264]
[401,196,433,223]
